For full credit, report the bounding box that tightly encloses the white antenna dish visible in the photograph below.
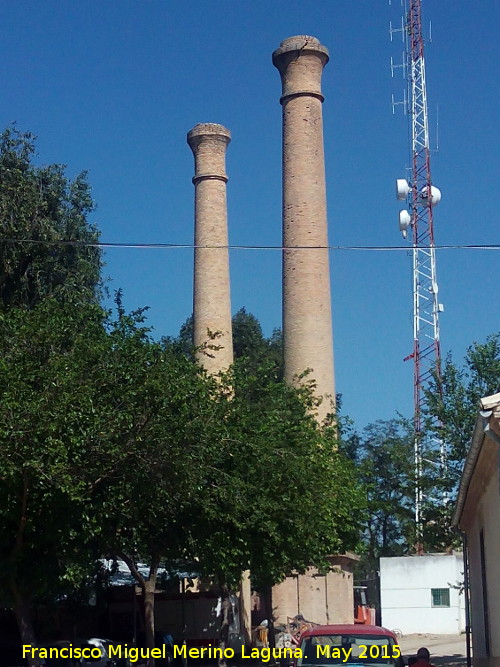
[399,209,411,232]
[396,178,410,200]
[419,185,441,206]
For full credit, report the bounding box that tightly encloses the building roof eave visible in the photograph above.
[452,410,492,530]
[453,391,500,530]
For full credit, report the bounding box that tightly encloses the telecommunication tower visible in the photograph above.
[391,0,444,542]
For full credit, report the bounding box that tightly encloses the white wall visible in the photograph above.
[467,471,500,663]
[380,553,465,635]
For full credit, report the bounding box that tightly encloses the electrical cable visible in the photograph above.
[1,238,499,251]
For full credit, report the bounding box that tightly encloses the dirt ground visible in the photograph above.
[398,634,468,667]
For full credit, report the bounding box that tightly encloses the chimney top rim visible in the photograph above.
[187,123,231,143]
[272,35,329,62]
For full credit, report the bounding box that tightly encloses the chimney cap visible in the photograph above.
[272,35,329,63]
[187,123,231,146]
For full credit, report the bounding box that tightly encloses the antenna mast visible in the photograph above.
[392,0,443,545]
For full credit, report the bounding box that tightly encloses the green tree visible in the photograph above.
[0,297,227,662]
[411,333,500,551]
[0,125,363,661]
[0,300,111,653]
[181,359,363,663]
[232,307,282,375]
[168,308,284,376]
[97,352,364,665]
[426,333,500,466]
[0,127,102,309]
[341,419,415,566]
[89,303,226,664]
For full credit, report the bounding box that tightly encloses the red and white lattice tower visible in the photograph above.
[392,0,443,542]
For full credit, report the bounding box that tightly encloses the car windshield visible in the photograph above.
[298,634,399,667]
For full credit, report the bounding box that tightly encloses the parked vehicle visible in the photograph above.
[80,639,127,667]
[296,624,400,667]
[354,587,376,625]
[135,632,176,666]
[42,639,127,667]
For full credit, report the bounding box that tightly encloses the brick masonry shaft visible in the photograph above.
[273,36,336,422]
[187,123,234,374]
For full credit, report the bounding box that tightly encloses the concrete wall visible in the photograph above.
[272,558,356,626]
[380,554,465,634]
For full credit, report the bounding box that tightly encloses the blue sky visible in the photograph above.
[2,1,498,431]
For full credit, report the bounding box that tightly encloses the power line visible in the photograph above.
[1,238,499,251]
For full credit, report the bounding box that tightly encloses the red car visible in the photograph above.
[295,625,401,667]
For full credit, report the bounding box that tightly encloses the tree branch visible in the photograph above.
[117,552,146,589]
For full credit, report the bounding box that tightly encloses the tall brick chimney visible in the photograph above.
[188,124,252,642]
[187,123,233,373]
[273,36,336,422]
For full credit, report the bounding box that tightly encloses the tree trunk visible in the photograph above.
[117,553,158,667]
[262,585,275,649]
[12,588,39,667]
[144,578,156,667]
[382,515,388,550]
[218,587,232,667]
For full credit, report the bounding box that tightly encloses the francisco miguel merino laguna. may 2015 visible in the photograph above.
[22,645,303,663]
[23,644,401,663]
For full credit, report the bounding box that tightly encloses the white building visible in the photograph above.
[380,553,465,634]
[453,392,500,667]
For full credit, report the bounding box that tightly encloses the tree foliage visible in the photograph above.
[341,419,414,564]
[0,300,110,648]
[168,308,283,377]
[190,360,364,591]
[0,296,225,654]
[0,296,364,656]
[232,308,283,376]
[346,332,500,566]
[405,332,500,552]
[426,333,500,465]
[168,310,362,586]
[0,127,102,309]
[0,129,364,658]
